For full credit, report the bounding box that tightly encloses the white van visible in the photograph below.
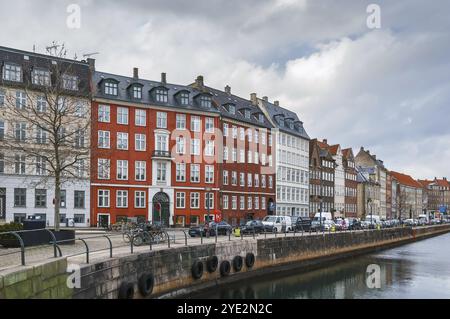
[262,215,292,233]
[313,212,333,222]
[365,215,381,224]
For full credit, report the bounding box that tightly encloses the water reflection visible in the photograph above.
[192,233,450,299]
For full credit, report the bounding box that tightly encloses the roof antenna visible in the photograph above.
[83,52,99,59]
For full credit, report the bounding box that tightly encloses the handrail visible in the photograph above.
[1,231,26,266]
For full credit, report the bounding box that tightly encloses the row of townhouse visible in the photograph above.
[0,45,311,228]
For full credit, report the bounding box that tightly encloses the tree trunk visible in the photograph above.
[54,173,61,232]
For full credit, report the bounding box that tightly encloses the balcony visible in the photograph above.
[152,150,172,159]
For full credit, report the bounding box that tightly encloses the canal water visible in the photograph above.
[192,233,450,299]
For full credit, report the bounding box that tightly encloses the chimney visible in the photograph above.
[133,67,139,79]
[250,93,257,105]
[195,75,204,89]
[373,155,377,160]
[225,85,231,95]
[161,72,167,85]
[87,58,96,71]
[360,146,364,152]
[274,101,280,106]
[323,139,328,144]
[262,96,268,102]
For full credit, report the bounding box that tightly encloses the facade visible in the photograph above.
[390,171,423,220]
[257,97,310,218]
[355,147,388,219]
[0,46,91,227]
[91,70,221,227]
[328,144,345,217]
[189,82,276,226]
[419,178,450,218]
[342,148,358,218]
[309,139,335,217]
[357,167,381,219]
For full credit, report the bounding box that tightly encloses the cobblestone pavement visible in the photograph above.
[0,228,379,271]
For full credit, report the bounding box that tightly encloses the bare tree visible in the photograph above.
[0,44,91,231]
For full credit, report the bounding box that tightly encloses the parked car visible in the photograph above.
[209,221,233,236]
[348,219,362,230]
[293,217,312,231]
[240,220,265,235]
[262,216,293,233]
[188,225,208,237]
[311,219,335,232]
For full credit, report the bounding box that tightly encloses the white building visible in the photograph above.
[257,97,310,217]
[329,144,345,217]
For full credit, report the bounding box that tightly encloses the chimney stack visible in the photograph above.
[323,139,328,144]
[250,93,257,105]
[161,72,167,85]
[360,146,364,152]
[274,101,280,106]
[133,67,139,79]
[195,75,204,89]
[262,96,268,102]
[225,85,231,95]
[87,58,96,71]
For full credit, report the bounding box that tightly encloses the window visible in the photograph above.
[223,147,229,161]
[0,121,4,140]
[190,193,200,209]
[3,63,21,82]
[248,174,253,187]
[116,190,128,208]
[262,175,267,188]
[191,116,201,132]
[176,114,186,130]
[205,193,214,209]
[248,129,253,142]
[14,155,26,175]
[74,191,85,209]
[60,190,67,208]
[228,104,236,114]
[232,196,237,210]
[0,90,4,106]
[117,160,128,180]
[176,192,186,208]
[180,92,189,105]
[135,191,146,208]
[135,161,146,181]
[135,109,146,126]
[240,173,245,187]
[176,163,186,182]
[98,105,110,122]
[155,88,168,103]
[62,74,78,91]
[255,174,260,187]
[191,164,200,183]
[117,132,128,150]
[247,151,252,164]
[258,114,265,123]
[191,139,200,156]
[200,95,212,108]
[244,109,251,119]
[104,81,118,95]
[223,195,229,210]
[240,196,245,210]
[223,123,229,137]
[232,149,237,162]
[74,214,85,224]
[14,188,26,207]
[254,130,259,144]
[223,170,229,185]
[98,159,110,179]
[205,118,214,133]
[247,197,252,209]
[156,162,167,182]
[254,197,259,210]
[239,150,245,163]
[261,133,266,145]
[156,134,169,152]
[36,96,47,112]
[16,91,26,109]
[32,68,51,86]
[117,107,129,125]
[98,190,110,207]
[156,112,167,128]
[0,153,4,173]
[176,137,185,154]
[36,127,47,144]
[205,141,215,156]
[239,128,245,141]
[231,171,237,185]
[132,86,142,99]
[232,126,237,139]
[35,156,47,175]
[35,189,47,208]
[135,134,146,151]
[269,176,274,188]
[205,165,214,183]
[98,130,110,148]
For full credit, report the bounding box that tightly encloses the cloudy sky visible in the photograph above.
[1,0,449,179]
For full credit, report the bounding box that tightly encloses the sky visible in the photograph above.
[1,0,449,179]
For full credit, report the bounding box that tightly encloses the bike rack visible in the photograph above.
[181,230,188,246]
[163,231,170,248]
[5,231,26,266]
[253,229,256,239]
[103,235,113,258]
[78,238,89,263]
[200,230,203,245]
[44,229,62,258]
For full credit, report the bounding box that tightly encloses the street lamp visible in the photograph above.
[367,198,373,227]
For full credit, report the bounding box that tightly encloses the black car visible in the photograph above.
[241,220,265,235]
[348,220,362,230]
[208,221,233,236]
[188,225,208,237]
[293,217,312,231]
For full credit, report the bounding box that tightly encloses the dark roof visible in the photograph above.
[0,46,91,96]
[259,100,309,139]
[93,71,221,115]
[192,85,273,129]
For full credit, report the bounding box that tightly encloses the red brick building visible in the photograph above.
[342,148,358,218]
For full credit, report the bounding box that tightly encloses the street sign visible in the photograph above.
[440,205,447,214]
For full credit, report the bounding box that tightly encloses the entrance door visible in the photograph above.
[0,188,6,220]
[98,214,110,228]
[152,192,170,227]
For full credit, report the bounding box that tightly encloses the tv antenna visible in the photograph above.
[83,52,99,59]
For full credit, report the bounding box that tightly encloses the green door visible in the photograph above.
[152,192,170,227]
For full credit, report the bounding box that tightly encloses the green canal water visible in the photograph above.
[192,232,450,299]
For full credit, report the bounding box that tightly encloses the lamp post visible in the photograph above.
[367,198,373,227]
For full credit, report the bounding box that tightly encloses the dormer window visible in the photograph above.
[244,109,251,119]
[180,92,189,105]
[104,80,118,96]
[32,68,51,86]
[3,63,21,82]
[278,117,285,127]
[258,114,264,123]
[62,74,78,91]
[200,95,212,108]
[155,88,168,103]
[132,85,142,99]
[228,104,236,115]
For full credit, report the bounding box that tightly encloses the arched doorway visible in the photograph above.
[152,192,170,227]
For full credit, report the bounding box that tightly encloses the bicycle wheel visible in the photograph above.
[123,232,132,243]
[133,234,144,246]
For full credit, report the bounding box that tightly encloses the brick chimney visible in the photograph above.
[250,93,257,105]
[133,67,139,79]
[161,72,167,85]
[262,96,268,102]
[225,85,231,95]
[274,101,280,106]
[195,75,204,89]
